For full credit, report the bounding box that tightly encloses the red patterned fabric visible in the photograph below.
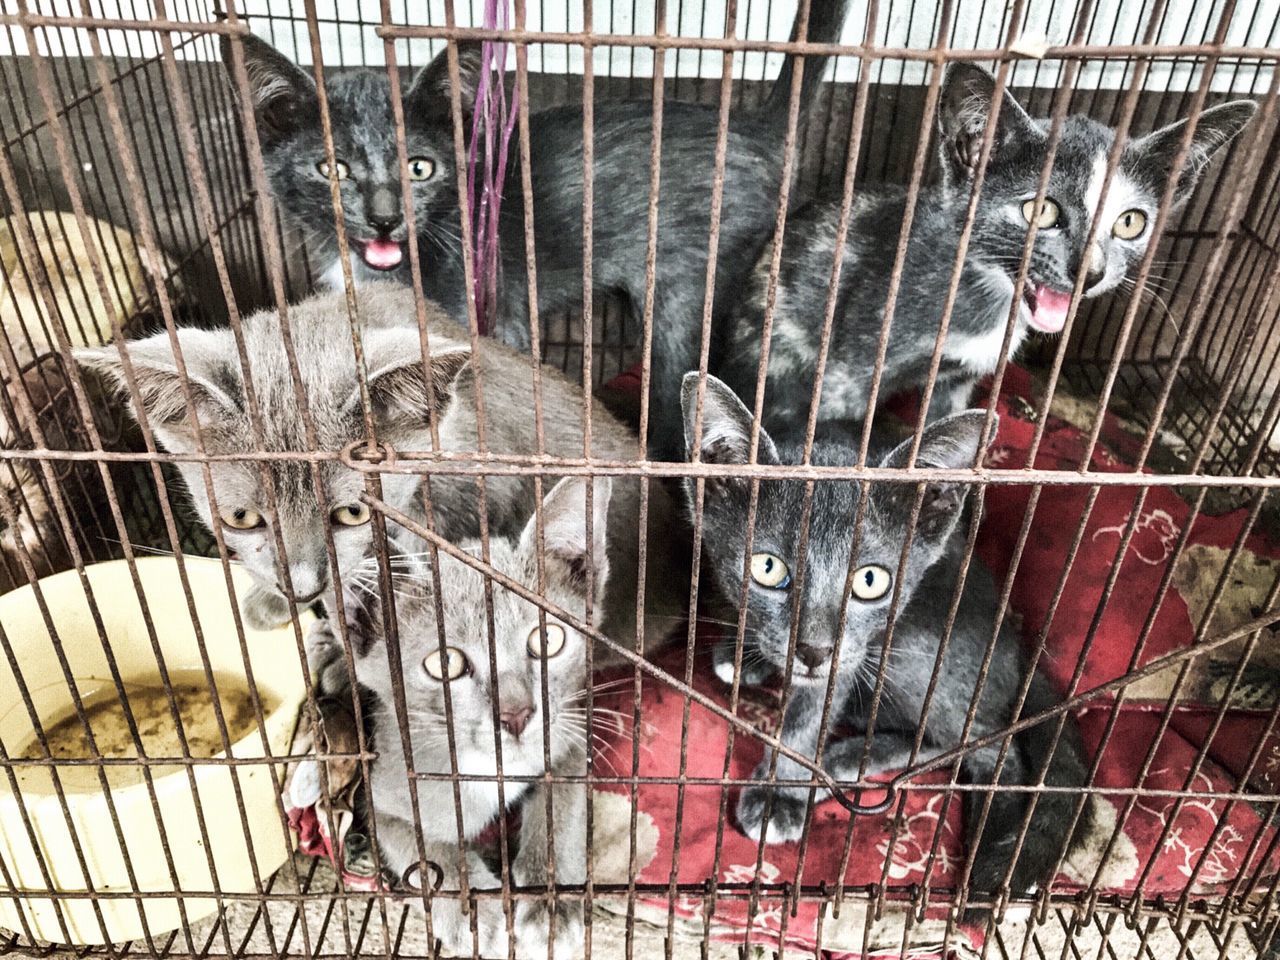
[286,805,384,892]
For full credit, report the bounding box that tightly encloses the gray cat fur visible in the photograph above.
[77,283,686,647]
[327,476,608,957]
[718,63,1257,436]
[224,0,853,459]
[682,373,1091,900]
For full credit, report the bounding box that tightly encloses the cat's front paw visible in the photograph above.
[305,621,351,697]
[712,644,772,687]
[736,783,809,844]
[243,583,294,631]
[514,897,584,959]
[438,899,506,959]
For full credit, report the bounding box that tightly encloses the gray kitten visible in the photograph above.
[225,0,852,459]
[682,374,1090,900]
[719,63,1257,434]
[76,285,466,628]
[221,33,476,312]
[77,283,685,640]
[325,476,607,958]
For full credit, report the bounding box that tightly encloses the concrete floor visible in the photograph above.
[197,853,1263,959]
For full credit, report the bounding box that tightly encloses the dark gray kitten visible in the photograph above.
[225,0,852,459]
[682,373,1090,900]
[316,475,607,958]
[222,34,476,316]
[719,63,1257,435]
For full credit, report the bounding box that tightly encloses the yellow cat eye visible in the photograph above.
[527,623,566,658]
[220,507,264,530]
[407,156,435,181]
[851,564,892,601]
[316,159,350,181]
[1021,197,1061,229]
[330,503,371,527]
[423,646,469,681]
[1112,209,1147,240]
[750,553,791,589]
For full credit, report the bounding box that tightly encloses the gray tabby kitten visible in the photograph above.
[682,373,1090,899]
[719,63,1257,434]
[225,0,852,459]
[323,475,607,958]
[76,285,466,628]
[77,283,684,639]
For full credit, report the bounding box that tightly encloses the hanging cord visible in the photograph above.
[467,0,519,336]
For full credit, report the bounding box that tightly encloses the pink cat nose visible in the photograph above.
[500,706,534,738]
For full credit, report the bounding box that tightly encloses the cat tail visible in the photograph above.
[961,668,1092,916]
[762,0,852,126]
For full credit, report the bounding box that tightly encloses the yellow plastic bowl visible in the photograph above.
[0,557,310,945]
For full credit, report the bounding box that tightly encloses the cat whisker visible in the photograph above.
[590,677,637,694]
[1122,277,1182,338]
[558,678,637,705]
[98,536,220,561]
[556,705,628,727]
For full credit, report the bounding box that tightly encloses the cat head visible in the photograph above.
[75,287,470,610]
[223,33,483,277]
[938,63,1256,335]
[683,373,989,684]
[358,476,610,775]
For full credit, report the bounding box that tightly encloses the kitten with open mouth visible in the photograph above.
[223,37,474,317]
[718,62,1256,436]
[224,1,853,458]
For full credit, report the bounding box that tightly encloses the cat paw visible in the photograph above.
[712,647,772,687]
[736,784,809,844]
[433,899,502,959]
[243,583,294,631]
[305,621,351,697]
[514,898,584,959]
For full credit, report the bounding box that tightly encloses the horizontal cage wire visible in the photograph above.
[3,0,1280,958]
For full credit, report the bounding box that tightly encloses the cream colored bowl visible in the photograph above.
[0,557,310,945]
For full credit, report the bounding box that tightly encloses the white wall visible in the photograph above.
[1,0,1273,93]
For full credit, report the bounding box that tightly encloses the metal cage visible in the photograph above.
[2,0,1280,958]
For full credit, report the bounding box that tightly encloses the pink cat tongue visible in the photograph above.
[1030,285,1072,333]
[362,239,403,270]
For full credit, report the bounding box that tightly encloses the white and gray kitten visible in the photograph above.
[719,63,1257,434]
[313,476,607,958]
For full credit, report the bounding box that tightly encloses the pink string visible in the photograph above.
[466,0,519,337]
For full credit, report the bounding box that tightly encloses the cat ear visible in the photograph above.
[358,333,472,432]
[1129,99,1257,205]
[938,63,1040,183]
[74,330,242,451]
[879,410,993,539]
[222,33,319,141]
[406,41,485,118]
[519,476,613,603]
[680,373,779,476]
